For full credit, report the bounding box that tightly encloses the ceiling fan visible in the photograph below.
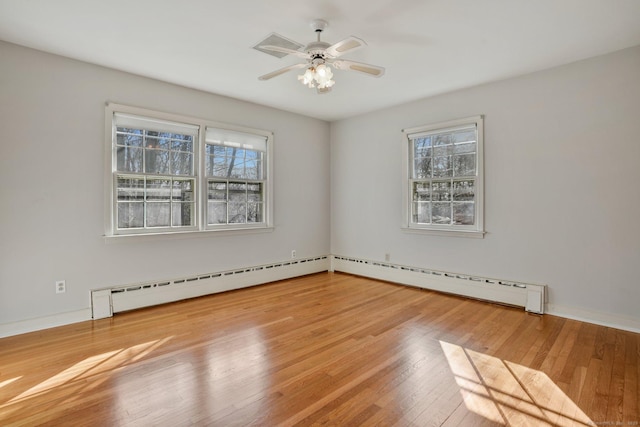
[257,19,385,94]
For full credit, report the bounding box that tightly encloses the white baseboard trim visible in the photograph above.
[0,309,92,339]
[547,304,640,334]
[102,256,330,315]
[331,255,546,313]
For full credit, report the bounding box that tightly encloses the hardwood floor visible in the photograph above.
[0,272,638,426]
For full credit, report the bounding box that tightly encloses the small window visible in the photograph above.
[402,116,484,237]
[204,128,268,228]
[113,113,198,233]
[106,104,273,236]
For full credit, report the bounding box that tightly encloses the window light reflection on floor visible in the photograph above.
[439,341,595,426]
[4,336,173,406]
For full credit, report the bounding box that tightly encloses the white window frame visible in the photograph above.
[203,127,270,231]
[104,103,274,237]
[401,115,485,238]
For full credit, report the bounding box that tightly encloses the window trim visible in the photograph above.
[401,115,485,238]
[203,127,269,231]
[104,103,273,237]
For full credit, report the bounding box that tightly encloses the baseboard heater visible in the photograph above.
[331,256,546,314]
[91,256,330,319]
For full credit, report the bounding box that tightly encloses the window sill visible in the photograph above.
[401,227,485,239]
[104,226,274,243]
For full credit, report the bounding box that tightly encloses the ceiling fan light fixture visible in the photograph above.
[298,63,335,91]
[298,68,316,87]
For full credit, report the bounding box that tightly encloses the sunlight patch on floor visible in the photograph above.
[4,336,173,405]
[440,341,595,427]
[0,377,22,390]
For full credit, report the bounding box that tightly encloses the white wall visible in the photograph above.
[2,40,639,335]
[331,46,640,329]
[0,42,330,328]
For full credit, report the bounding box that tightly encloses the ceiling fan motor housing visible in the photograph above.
[305,41,331,58]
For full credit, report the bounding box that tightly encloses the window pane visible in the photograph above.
[433,134,452,147]
[146,179,171,201]
[172,179,194,201]
[413,137,431,156]
[452,130,476,144]
[247,183,263,202]
[432,181,451,201]
[453,153,476,176]
[117,177,144,201]
[117,147,143,173]
[453,180,475,201]
[171,136,193,152]
[412,182,430,201]
[212,156,230,178]
[144,149,170,174]
[256,159,263,180]
[214,145,227,157]
[432,203,451,224]
[146,202,171,227]
[229,161,245,179]
[244,159,257,180]
[208,181,227,200]
[453,202,475,225]
[228,182,246,202]
[454,140,476,155]
[414,157,432,179]
[204,154,214,176]
[117,202,144,228]
[208,202,227,224]
[432,156,452,177]
[145,134,170,149]
[433,145,451,157]
[172,202,194,226]
[171,152,193,175]
[228,203,247,223]
[117,132,143,147]
[413,202,430,224]
[247,202,263,223]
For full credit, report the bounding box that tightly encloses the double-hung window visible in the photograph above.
[402,116,484,237]
[113,113,198,233]
[204,128,267,228]
[106,104,272,236]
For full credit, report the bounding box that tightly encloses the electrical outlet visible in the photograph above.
[291,250,296,259]
[385,253,391,262]
[55,280,66,294]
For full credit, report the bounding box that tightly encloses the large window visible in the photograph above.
[402,116,484,237]
[106,104,272,236]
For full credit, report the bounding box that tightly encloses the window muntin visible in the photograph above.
[404,116,484,235]
[107,105,272,236]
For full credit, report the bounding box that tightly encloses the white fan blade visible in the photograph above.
[325,36,366,58]
[330,59,385,77]
[259,45,309,59]
[258,63,308,81]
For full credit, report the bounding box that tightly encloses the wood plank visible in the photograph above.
[1,272,638,426]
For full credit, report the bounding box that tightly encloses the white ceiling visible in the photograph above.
[1,0,640,121]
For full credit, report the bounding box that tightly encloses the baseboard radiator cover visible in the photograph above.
[91,256,330,319]
[331,256,546,314]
